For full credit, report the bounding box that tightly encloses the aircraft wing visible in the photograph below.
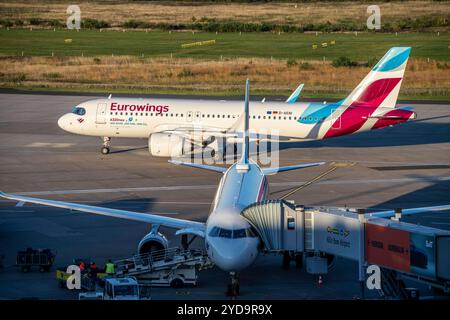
[367,204,450,219]
[163,127,238,139]
[0,191,205,231]
[261,161,325,175]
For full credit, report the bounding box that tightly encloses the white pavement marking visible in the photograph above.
[16,201,25,207]
[7,176,450,196]
[26,142,74,148]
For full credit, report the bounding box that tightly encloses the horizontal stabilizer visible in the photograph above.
[262,161,325,175]
[169,160,226,173]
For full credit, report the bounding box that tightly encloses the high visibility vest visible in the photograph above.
[105,263,115,274]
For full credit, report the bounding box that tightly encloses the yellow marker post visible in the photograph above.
[181,40,216,49]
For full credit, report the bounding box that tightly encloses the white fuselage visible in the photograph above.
[58,98,333,142]
[203,160,267,272]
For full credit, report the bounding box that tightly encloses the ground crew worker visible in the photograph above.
[90,261,97,271]
[79,261,85,272]
[105,259,115,275]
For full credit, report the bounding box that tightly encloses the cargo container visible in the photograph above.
[365,218,450,280]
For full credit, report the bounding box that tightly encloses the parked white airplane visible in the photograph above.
[57,47,416,156]
[1,80,443,295]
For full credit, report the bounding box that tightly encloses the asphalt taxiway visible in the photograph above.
[0,93,449,299]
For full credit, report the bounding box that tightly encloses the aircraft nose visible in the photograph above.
[57,114,71,131]
[209,239,258,272]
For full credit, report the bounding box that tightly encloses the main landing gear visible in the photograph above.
[101,137,111,154]
[226,272,240,297]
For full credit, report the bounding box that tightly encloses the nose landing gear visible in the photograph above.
[226,272,240,297]
[101,137,111,154]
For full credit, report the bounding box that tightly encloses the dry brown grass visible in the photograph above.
[0,55,448,96]
[1,1,449,27]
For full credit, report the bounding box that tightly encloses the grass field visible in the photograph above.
[0,29,449,98]
[1,1,449,31]
[0,29,448,61]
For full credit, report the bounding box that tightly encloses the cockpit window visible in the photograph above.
[219,228,232,238]
[233,229,247,239]
[208,227,257,238]
[71,107,86,116]
[208,226,220,237]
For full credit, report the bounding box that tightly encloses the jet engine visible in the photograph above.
[149,133,191,157]
[137,230,169,255]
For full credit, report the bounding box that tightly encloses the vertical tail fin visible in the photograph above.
[237,79,250,172]
[344,47,411,109]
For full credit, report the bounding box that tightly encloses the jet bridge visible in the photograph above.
[241,200,305,252]
[241,200,450,298]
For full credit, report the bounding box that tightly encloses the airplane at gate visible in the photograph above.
[1,80,448,295]
[57,47,416,156]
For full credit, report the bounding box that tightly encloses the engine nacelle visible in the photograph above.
[137,231,169,255]
[149,133,191,157]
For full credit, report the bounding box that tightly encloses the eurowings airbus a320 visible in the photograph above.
[1,80,448,295]
[57,47,416,156]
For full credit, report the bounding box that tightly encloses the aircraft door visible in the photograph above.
[96,102,107,124]
[330,109,342,130]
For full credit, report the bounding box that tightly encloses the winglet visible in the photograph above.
[286,83,304,103]
[236,79,250,172]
